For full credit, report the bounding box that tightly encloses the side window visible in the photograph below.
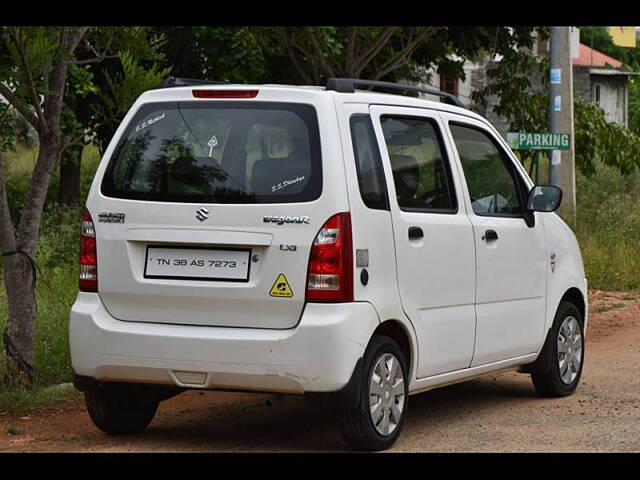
[449,123,525,217]
[380,116,457,213]
[350,115,389,210]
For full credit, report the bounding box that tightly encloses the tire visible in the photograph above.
[337,335,409,451]
[531,301,585,397]
[85,383,159,435]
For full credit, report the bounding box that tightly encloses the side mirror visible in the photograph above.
[527,185,563,212]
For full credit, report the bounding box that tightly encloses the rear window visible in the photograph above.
[101,101,322,203]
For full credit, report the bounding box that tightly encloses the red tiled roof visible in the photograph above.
[573,43,623,68]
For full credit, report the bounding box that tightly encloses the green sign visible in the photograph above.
[506,132,570,151]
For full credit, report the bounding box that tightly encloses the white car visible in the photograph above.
[70,77,587,451]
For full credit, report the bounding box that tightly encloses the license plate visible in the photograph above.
[144,246,251,282]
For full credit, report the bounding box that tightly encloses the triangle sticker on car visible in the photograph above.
[269,273,294,298]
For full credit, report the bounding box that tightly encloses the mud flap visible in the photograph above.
[519,327,554,375]
[304,357,364,410]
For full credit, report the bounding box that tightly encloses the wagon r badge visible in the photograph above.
[195,207,209,222]
[263,215,310,225]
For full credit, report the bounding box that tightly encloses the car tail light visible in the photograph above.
[192,89,258,99]
[306,212,353,302]
[79,208,97,292]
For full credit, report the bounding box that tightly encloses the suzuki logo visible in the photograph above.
[195,207,209,222]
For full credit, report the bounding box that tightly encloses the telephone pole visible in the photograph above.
[548,26,576,224]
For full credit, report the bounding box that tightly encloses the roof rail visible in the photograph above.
[155,76,228,89]
[325,78,466,108]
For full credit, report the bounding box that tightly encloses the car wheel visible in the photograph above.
[85,383,159,435]
[531,301,585,397]
[337,335,408,451]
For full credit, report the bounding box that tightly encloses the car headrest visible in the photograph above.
[390,153,419,198]
[251,151,310,195]
[169,156,219,190]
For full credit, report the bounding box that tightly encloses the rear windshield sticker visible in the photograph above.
[135,112,165,133]
[208,135,218,156]
[272,175,305,193]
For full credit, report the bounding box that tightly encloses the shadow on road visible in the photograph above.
[126,373,539,452]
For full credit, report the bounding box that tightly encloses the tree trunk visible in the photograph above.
[0,152,36,386]
[2,252,36,386]
[58,144,82,205]
[1,135,59,386]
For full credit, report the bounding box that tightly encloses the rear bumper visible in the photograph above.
[69,292,379,394]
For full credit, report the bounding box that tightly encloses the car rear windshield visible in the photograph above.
[101,101,322,203]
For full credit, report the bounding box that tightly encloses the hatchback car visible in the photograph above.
[70,77,587,451]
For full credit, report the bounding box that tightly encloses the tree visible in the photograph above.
[152,27,268,84]
[88,49,171,154]
[0,26,92,385]
[263,27,444,85]
[57,27,170,205]
[154,26,542,91]
[254,27,544,88]
[579,26,640,69]
[472,27,640,177]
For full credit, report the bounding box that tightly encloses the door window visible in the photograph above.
[449,123,525,217]
[350,115,389,210]
[380,116,457,213]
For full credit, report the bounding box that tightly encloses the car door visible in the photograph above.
[442,114,547,366]
[369,105,476,378]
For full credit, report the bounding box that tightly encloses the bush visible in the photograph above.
[575,162,640,291]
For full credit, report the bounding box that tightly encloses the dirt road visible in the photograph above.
[1,289,639,452]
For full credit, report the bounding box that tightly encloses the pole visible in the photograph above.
[548,26,576,224]
[549,27,562,188]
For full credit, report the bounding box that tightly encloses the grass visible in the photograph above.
[1,142,640,412]
[575,162,640,291]
[0,383,79,414]
[592,303,626,314]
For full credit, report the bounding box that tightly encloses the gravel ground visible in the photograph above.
[1,289,639,452]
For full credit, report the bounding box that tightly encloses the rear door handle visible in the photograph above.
[482,229,498,241]
[408,226,424,240]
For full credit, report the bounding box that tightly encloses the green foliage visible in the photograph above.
[0,27,63,127]
[156,26,543,89]
[579,26,640,68]
[102,50,171,118]
[629,76,640,135]
[77,30,172,153]
[470,27,549,126]
[574,100,640,176]
[88,50,170,154]
[576,161,640,290]
[7,107,37,148]
[0,103,16,152]
[154,27,268,84]
[472,27,640,178]
[0,383,78,414]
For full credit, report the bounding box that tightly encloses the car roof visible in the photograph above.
[137,83,486,123]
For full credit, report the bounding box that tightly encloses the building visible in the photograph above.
[572,43,634,127]
[414,31,635,136]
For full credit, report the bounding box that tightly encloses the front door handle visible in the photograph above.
[408,226,424,240]
[482,229,498,241]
